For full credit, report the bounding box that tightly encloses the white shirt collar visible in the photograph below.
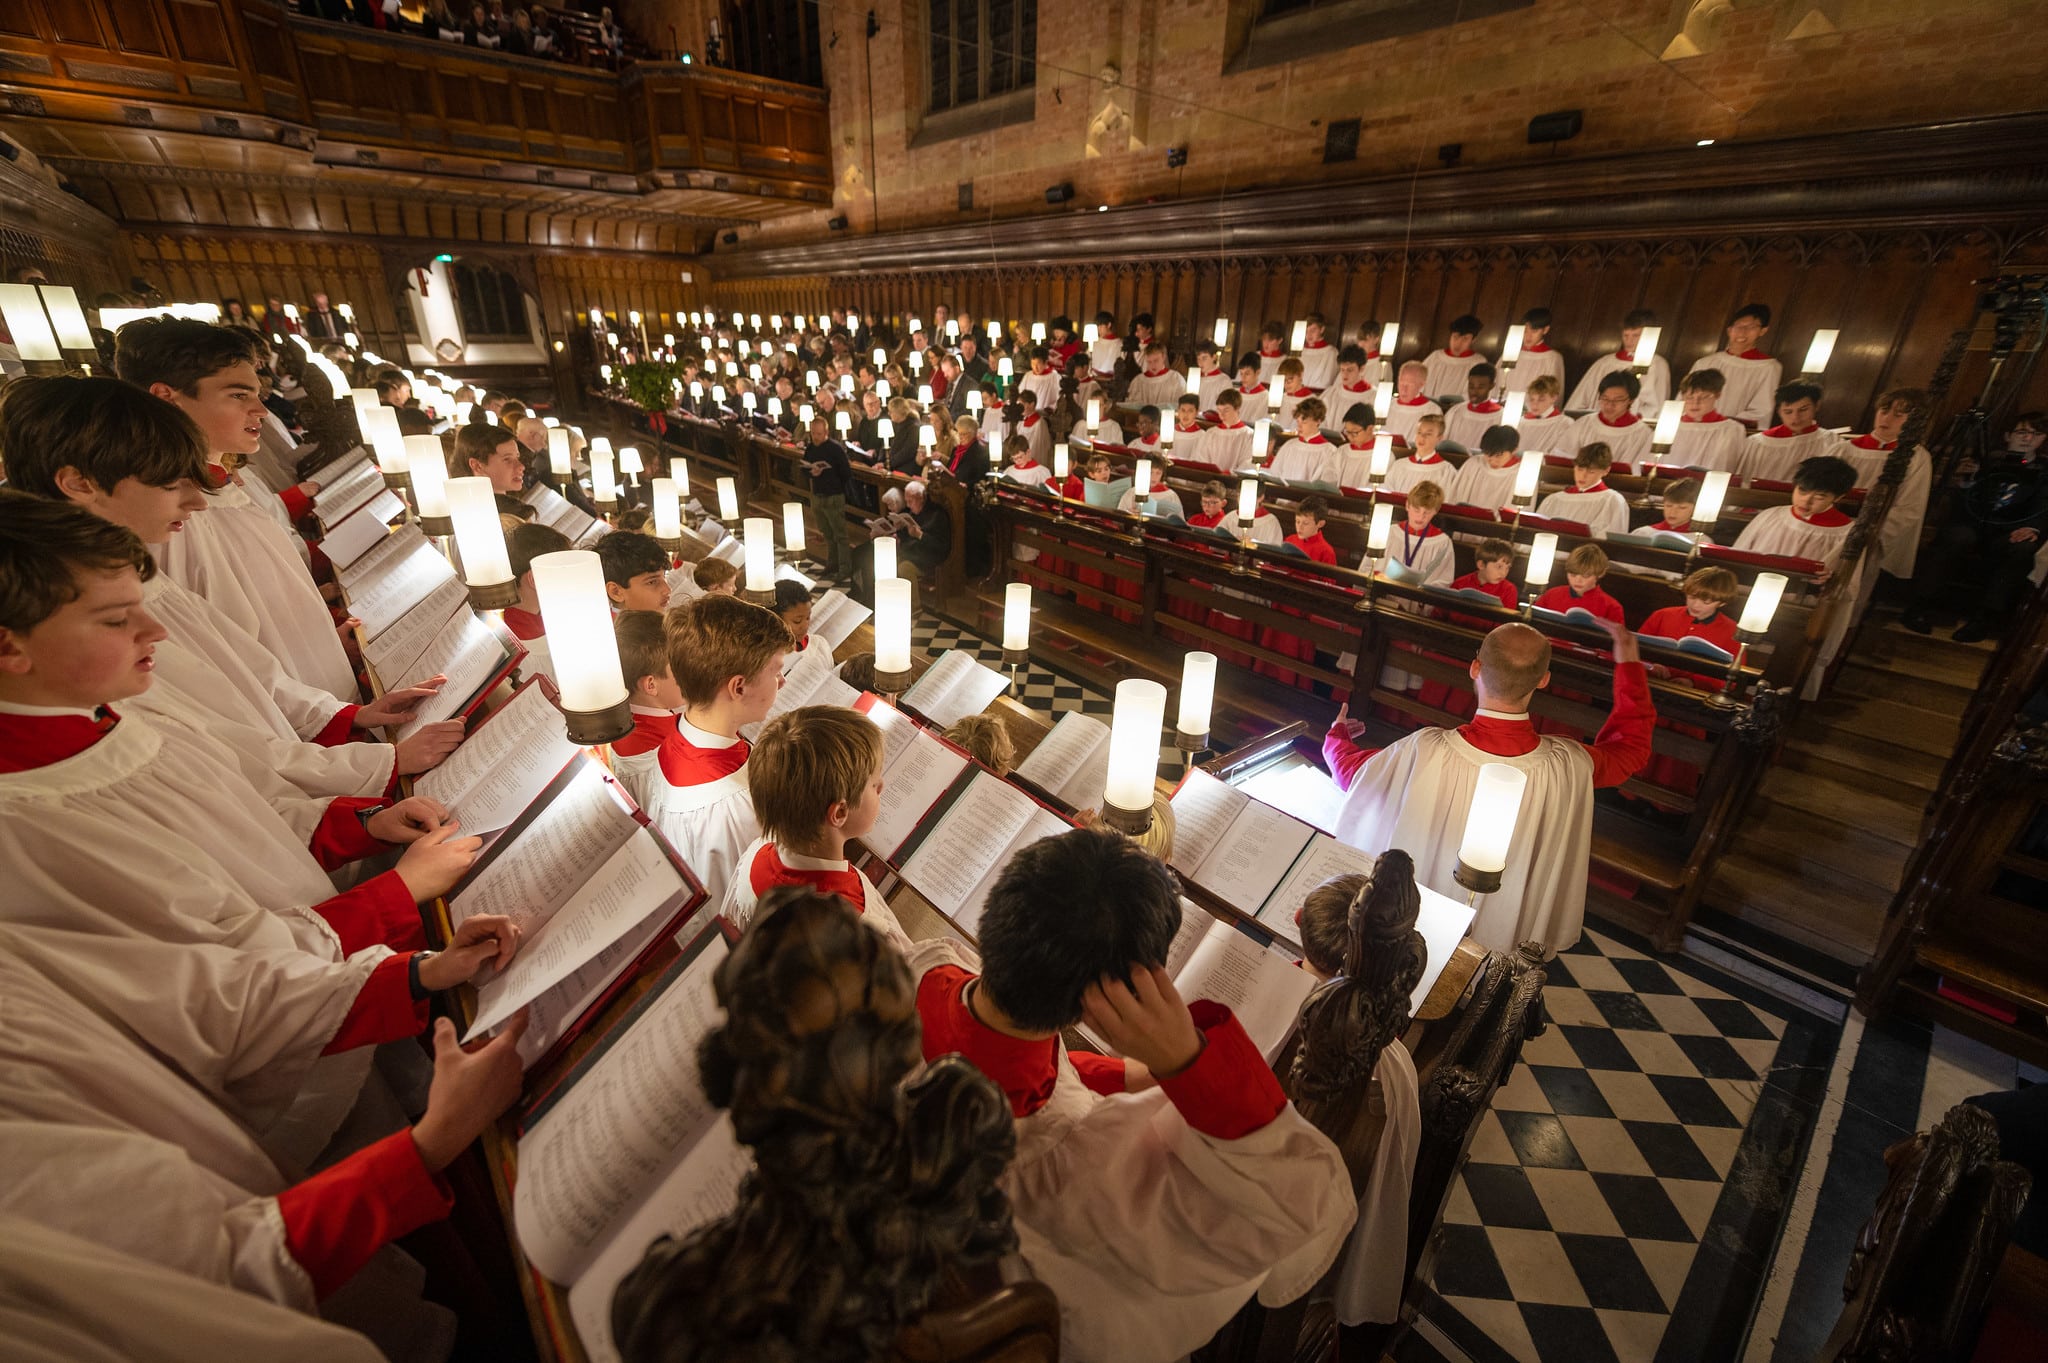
[778,846,851,873]
[677,714,741,749]
[1474,706,1531,723]
[629,703,679,717]
[0,699,101,718]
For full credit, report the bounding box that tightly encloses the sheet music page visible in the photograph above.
[393,610,508,739]
[1192,797,1318,913]
[903,650,1008,728]
[1255,835,1380,938]
[1173,921,1318,1061]
[466,831,686,1039]
[575,520,611,549]
[511,937,734,1286]
[362,575,468,685]
[901,773,1037,922]
[314,459,383,520]
[1013,710,1109,807]
[1237,760,1347,835]
[449,761,637,933]
[710,537,744,566]
[415,685,581,835]
[351,541,459,641]
[861,696,920,772]
[338,521,425,590]
[1166,769,1248,879]
[865,725,969,862]
[808,590,872,651]
[513,905,673,1068]
[748,647,844,738]
[305,445,370,489]
[955,805,1070,936]
[1411,886,1477,1016]
[319,490,403,567]
[1165,897,1219,979]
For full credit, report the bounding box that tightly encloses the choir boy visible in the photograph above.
[1234,354,1274,425]
[1001,432,1053,489]
[1501,377,1568,457]
[1254,322,1289,383]
[1019,347,1062,416]
[1188,480,1231,530]
[1536,443,1631,538]
[1665,368,1746,473]
[1333,403,1380,486]
[1125,404,1166,456]
[1125,341,1185,410]
[1384,413,1454,494]
[1836,387,1933,578]
[1269,398,1339,484]
[1379,480,1455,585]
[1169,393,1209,467]
[1498,308,1564,396]
[1690,302,1782,425]
[1443,425,1523,510]
[608,609,683,810]
[643,593,784,905]
[1085,311,1123,392]
[773,580,814,653]
[598,530,675,612]
[1382,361,1443,444]
[1651,479,1706,542]
[1320,344,1378,429]
[720,706,911,948]
[1116,453,1185,519]
[501,522,573,684]
[1640,567,1740,654]
[1207,390,1256,471]
[1454,538,1520,609]
[1441,365,1505,451]
[1297,312,1339,389]
[1015,387,1054,464]
[1737,381,1834,483]
[1567,308,1670,419]
[117,319,358,701]
[695,557,739,595]
[453,419,529,497]
[906,827,1356,1361]
[1535,543,1627,622]
[1286,494,1340,564]
[1562,372,1651,467]
[1219,488,1285,545]
[1733,454,1859,576]
[1420,314,1487,400]
[1195,342,1233,412]
[1270,357,1316,427]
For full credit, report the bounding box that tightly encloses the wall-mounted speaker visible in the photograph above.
[1528,110,1583,144]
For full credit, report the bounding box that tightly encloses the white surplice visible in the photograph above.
[1536,486,1632,539]
[1444,456,1520,512]
[1567,353,1669,421]
[1561,413,1653,469]
[1665,417,1747,473]
[640,718,761,909]
[1332,1040,1420,1326]
[1835,438,1932,577]
[1332,724,1597,953]
[1381,455,1456,497]
[1689,352,1783,426]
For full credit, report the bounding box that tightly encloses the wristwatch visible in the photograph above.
[409,951,438,1000]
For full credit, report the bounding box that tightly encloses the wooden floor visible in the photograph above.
[1701,615,1988,966]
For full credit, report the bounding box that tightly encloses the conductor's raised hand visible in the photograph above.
[357,675,449,729]
[1595,615,1641,664]
[1331,702,1367,741]
[393,719,467,774]
[394,820,482,903]
[419,914,523,990]
[1081,965,1204,1079]
[411,1012,527,1171]
[366,795,452,844]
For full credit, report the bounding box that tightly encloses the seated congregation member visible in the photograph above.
[1562,371,1651,467]
[608,610,683,811]
[1498,308,1564,397]
[1733,454,1859,576]
[1269,398,1339,484]
[1837,387,1934,580]
[1384,412,1453,494]
[719,706,910,948]
[0,377,445,799]
[1320,344,1377,426]
[1536,442,1631,538]
[1737,381,1834,483]
[909,827,1358,1362]
[1297,312,1339,389]
[1420,314,1488,401]
[1515,374,1576,453]
[501,522,574,684]
[116,320,359,703]
[1443,424,1523,510]
[1379,480,1455,585]
[1568,308,1670,419]
[1440,364,1504,451]
[1690,302,1782,425]
[1126,341,1184,410]
[1326,620,1654,952]
[598,530,674,612]
[1665,368,1746,473]
[1535,543,1628,623]
[644,594,784,905]
[1382,360,1443,445]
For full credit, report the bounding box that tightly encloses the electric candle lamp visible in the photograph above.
[362,408,409,488]
[731,312,744,328]
[770,314,781,330]
[1251,420,1271,465]
[1694,469,1731,528]
[1213,318,1229,348]
[543,416,561,429]
[1634,326,1661,370]
[794,315,807,331]
[1375,380,1395,414]
[404,434,452,534]
[750,313,762,330]
[1176,651,1217,752]
[1031,322,1047,343]
[840,374,855,398]
[782,501,805,554]
[1801,329,1839,376]
[748,362,763,381]
[908,351,924,374]
[1525,532,1558,589]
[1185,365,1201,395]
[629,310,642,327]
[454,401,475,426]
[1652,399,1684,447]
[600,363,613,383]
[1101,679,1168,835]
[1366,502,1394,569]
[670,456,689,502]
[349,387,382,421]
[651,476,682,548]
[342,330,360,350]
[996,357,1013,379]
[988,320,1002,342]
[337,302,354,322]
[1500,327,1524,365]
[484,410,500,427]
[1083,323,1099,345]
[767,397,783,421]
[533,550,633,744]
[742,392,758,415]
[665,333,676,348]
[919,426,937,454]
[848,312,861,330]
[1290,320,1308,352]
[37,286,93,351]
[1502,392,1527,429]
[591,435,613,461]
[1512,454,1543,504]
[717,476,739,522]
[1738,572,1788,635]
[918,384,933,406]
[1379,323,1400,359]
[1087,398,1101,434]
[618,446,643,487]
[446,476,517,609]
[946,319,960,340]
[711,384,726,405]
[805,368,821,391]
[590,446,619,511]
[1135,458,1152,498]
[872,533,897,582]
[875,379,892,399]
[874,347,887,366]
[909,317,923,337]
[1369,433,1394,483]
[1161,423,1175,450]
[605,333,618,350]
[1002,580,1032,662]
[1238,478,1258,525]
[837,409,853,434]
[1454,763,1528,896]
[873,578,914,694]
[283,303,299,320]
[799,403,815,427]
[966,390,983,413]
[701,336,713,352]
[877,417,896,441]
[742,517,776,602]
[1054,443,1071,482]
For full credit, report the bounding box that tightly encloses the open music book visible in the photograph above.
[1012,709,1110,811]
[1610,528,1703,551]
[1635,631,1735,663]
[1530,603,1602,627]
[312,458,385,527]
[895,770,1071,935]
[853,694,970,860]
[746,643,860,740]
[806,589,872,652]
[335,520,425,591]
[304,444,372,492]
[413,678,582,835]
[346,537,460,642]
[385,607,520,741]
[1088,901,1319,1062]
[511,934,749,1363]
[452,759,704,1044]
[1235,759,1345,835]
[362,575,470,692]
[317,489,406,568]
[1082,476,1135,509]
[900,649,1009,729]
[521,483,608,548]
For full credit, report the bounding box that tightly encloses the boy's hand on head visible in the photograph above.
[1596,616,1641,664]
[1082,966,1203,1079]
[393,720,467,774]
[357,676,449,728]
[367,796,451,844]
[411,1012,527,1171]
[419,913,523,990]
[394,821,482,903]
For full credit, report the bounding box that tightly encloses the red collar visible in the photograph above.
[1524,342,1553,352]
[747,843,868,914]
[1466,400,1502,414]
[612,708,679,758]
[1021,412,1042,427]
[1567,481,1610,494]
[1175,422,1202,434]
[1188,510,1226,527]
[656,728,751,786]
[1011,457,1041,469]
[1142,367,1168,377]
[1408,452,1445,464]
[1240,382,1267,395]
[1681,412,1727,424]
[1763,424,1820,438]
[1791,506,1853,527]
[1200,368,1224,378]
[1217,419,1246,430]
[1850,434,1896,450]
[503,606,546,640]
[1337,380,1369,392]
[1303,339,1330,349]
[1597,413,1642,428]
[1402,522,1443,539]
[1652,519,1692,531]
[1396,395,1430,407]
[1442,348,1475,358]
[0,707,120,773]
[1729,349,1772,361]
[1613,349,1635,362]
[1294,433,1328,444]
[1258,346,1283,357]
[917,966,1057,1118]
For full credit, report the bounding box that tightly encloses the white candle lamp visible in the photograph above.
[361,407,409,489]
[1512,453,1543,506]
[618,446,644,489]
[1524,531,1558,597]
[650,476,683,550]
[1176,651,1218,753]
[1378,322,1400,359]
[532,550,633,744]
[1087,397,1101,435]
[403,434,453,535]
[877,416,896,442]
[837,409,854,434]
[1369,433,1394,484]
[876,378,892,400]
[717,476,740,522]
[872,532,897,583]
[1289,319,1308,352]
[349,386,382,421]
[1213,317,1230,348]
[1633,326,1661,373]
[1101,678,1168,835]
[36,285,94,353]
[590,444,619,512]
[1237,477,1258,526]
[1738,572,1788,635]
[1694,469,1732,529]
[918,384,934,406]
[946,319,960,340]
[781,501,805,558]
[1800,329,1839,378]
[1367,501,1394,574]
[1083,322,1099,345]
[1453,762,1528,897]
[987,319,1002,342]
[1499,326,1524,367]
[446,476,518,609]
[742,516,777,603]
[1374,379,1395,415]
[1002,580,1032,666]
[1251,419,1271,466]
[1502,392,1527,429]
[966,389,983,413]
[873,577,915,696]
[1134,458,1152,502]
[1030,321,1047,343]
[997,357,1014,379]
[1185,365,1201,396]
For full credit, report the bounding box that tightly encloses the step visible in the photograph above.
[1802,694,1961,759]
[1778,731,1945,795]
[1874,619,1999,669]
[1702,856,1889,964]
[1727,805,1912,897]
[1832,661,1977,716]
[1849,637,1991,691]
[1749,766,1927,850]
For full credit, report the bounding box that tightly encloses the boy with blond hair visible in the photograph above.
[1640,566,1740,653]
[1537,442,1631,538]
[1383,412,1453,494]
[644,593,788,902]
[1453,537,1520,610]
[1381,480,1455,585]
[607,609,683,810]
[1382,360,1442,445]
[1516,373,1575,453]
[719,705,909,946]
[1535,543,1627,623]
